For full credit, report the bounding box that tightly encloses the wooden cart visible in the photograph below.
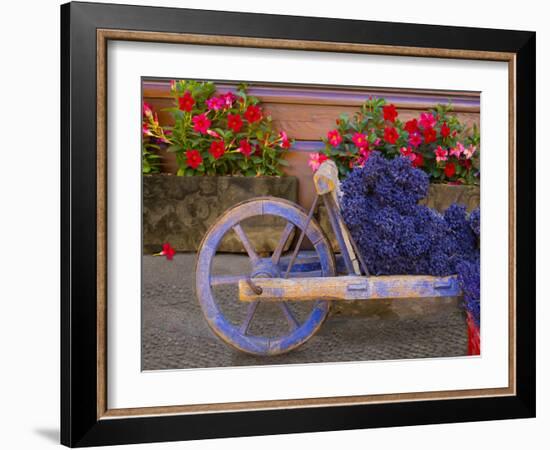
[196,161,462,355]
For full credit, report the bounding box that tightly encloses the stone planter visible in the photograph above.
[318,183,480,252]
[143,175,298,253]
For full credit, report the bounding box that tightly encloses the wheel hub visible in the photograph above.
[251,260,280,279]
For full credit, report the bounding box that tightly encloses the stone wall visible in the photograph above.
[143,175,298,253]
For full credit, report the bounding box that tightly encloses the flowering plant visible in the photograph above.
[141,102,168,174]
[320,97,480,184]
[143,80,292,176]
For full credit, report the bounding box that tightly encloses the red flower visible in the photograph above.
[238,139,252,157]
[178,91,195,112]
[383,104,398,122]
[384,127,399,144]
[192,113,211,134]
[459,159,472,169]
[423,127,437,144]
[412,153,424,167]
[352,132,368,149]
[209,141,225,159]
[440,122,450,138]
[185,149,202,169]
[400,146,415,160]
[227,114,243,133]
[244,105,262,123]
[160,243,176,260]
[279,131,291,149]
[327,129,343,147]
[404,119,418,134]
[444,162,456,178]
[466,311,480,356]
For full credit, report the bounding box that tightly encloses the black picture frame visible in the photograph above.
[61,1,535,447]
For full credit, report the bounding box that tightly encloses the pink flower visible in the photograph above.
[142,124,152,136]
[435,146,448,162]
[327,129,343,147]
[142,102,153,117]
[400,146,416,162]
[279,131,291,149]
[357,147,371,166]
[192,113,211,134]
[463,144,477,159]
[206,129,221,139]
[222,92,236,107]
[352,132,368,148]
[450,142,465,158]
[206,96,224,111]
[308,152,328,172]
[419,112,436,129]
[408,132,423,148]
[373,138,381,146]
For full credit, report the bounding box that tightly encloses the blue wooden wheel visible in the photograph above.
[196,197,336,356]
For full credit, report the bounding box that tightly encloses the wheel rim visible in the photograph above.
[196,197,335,355]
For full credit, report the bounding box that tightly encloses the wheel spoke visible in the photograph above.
[210,274,247,286]
[271,222,295,264]
[239,301,260,335]
[233,224,259,263]
[279,303,300,331]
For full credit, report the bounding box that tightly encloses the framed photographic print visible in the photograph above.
[61,1,536,447]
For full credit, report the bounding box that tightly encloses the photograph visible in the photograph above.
[141,78,481,370]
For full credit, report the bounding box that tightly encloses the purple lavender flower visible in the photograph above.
[341,153,480,322]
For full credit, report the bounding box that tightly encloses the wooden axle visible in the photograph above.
[239,275,462,302]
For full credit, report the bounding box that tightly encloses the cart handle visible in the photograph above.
[314,160,339,195]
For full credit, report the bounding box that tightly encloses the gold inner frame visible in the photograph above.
[96,29,517,420]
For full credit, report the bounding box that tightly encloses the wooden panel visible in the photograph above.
[143,80,480,111]
[263,103,479,141]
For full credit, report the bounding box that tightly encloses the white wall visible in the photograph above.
[0,1,546,449]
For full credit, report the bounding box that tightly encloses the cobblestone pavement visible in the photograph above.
[142,253,468,370]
